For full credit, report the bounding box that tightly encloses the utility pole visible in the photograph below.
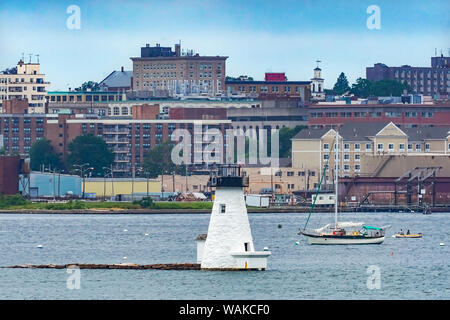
[132,165,135,202]
[172,171,175,193]
[161,172,164,200]
[73,163,90,199]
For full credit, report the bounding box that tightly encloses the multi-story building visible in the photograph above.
[291,122,450,182]
[225,72,311,103]
[0,59,50,113]
[45,116,232,176]
[1,99,233,176]
[366,55,449,97]
[47,95,260,118]
[307,103,450,128]
[130,43,228,96]
[0,112,52,154]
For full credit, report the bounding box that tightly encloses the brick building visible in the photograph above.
[366,55,449,97]
[225,73,311,103]
[131,43,227,96]
[307,103,450,128]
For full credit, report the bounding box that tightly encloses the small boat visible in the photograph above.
[394,233,423,238]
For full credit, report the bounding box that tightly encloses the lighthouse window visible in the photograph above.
[220,204,226,213]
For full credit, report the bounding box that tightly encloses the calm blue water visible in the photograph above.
[0,212,448,299]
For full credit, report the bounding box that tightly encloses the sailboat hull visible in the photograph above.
[303,234,385,245]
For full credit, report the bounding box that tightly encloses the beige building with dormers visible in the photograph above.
[292,122,450,183]
[0,60,50,113]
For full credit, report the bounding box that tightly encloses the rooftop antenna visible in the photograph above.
[435,48,437,56]
[316,59,322,68]
[28,53,32,63]
[35,54,40,64]
[21,52,24,61]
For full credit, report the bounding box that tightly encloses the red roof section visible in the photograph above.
[264,73,286,82]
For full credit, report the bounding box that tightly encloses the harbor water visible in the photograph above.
[0,212,448,299]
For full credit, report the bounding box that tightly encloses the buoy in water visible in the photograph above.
[36,245,43,249]
[278,224,282,229]
[295,241,300,246]
[123,229,128,232]
[264,247,269,251]
[440,243,445,246]
[144,233,149,236]
[122,256,127,260]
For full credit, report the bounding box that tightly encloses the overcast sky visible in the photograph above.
[1,0,448,90]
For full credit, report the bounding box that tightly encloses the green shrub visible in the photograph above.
[134,197,154,208]
[0,194,28,208]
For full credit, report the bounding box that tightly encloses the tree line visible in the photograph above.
[329,72,411,97]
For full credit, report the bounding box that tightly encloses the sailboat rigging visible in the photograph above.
[299,129,390,245]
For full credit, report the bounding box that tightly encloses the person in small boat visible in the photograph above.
[407,230,410,235]
[399,229,404,235]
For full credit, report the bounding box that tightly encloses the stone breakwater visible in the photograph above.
[4,263,201,270]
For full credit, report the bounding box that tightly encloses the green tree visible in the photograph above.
[142,140,186,178]
[333,72,351,95]
[369,79,411,96]
[279,125,307,158]
[29,138,63,171]
[76,81,100,91]
[350,77,372,98]
[66,134,114,176]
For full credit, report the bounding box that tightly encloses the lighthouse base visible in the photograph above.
[201,251,271,271]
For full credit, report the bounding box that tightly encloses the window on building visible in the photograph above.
[366,143,372,150]
[377,144,383,151]
[388,144,394,150]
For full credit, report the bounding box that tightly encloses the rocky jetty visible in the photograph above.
[5,263,200,270]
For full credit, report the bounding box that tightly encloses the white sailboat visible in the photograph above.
[299,130,390,245]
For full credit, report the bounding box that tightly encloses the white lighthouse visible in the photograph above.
[197,165,271,271]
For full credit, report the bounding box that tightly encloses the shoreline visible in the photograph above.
[1,206,449,214]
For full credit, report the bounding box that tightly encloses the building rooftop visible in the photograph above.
[292,122,450,141]
[99,70,132,89]
[225,80,311,85]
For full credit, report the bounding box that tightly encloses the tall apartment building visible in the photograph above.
[366,55,449,97]
[0,59,50,113]
[291,122,450,183]
[0,99,232,177]
[130,43,228,96]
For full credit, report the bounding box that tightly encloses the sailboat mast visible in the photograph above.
[334,130,339,229]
